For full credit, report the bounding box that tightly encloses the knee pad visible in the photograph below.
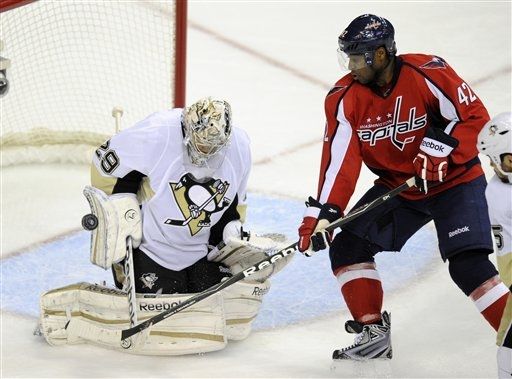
[448,249,498,296]
[329,230,381,272]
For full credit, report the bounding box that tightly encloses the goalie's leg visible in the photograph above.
[38,282,227,355]
[222,279,271,340]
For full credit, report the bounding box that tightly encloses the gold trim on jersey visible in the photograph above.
[237,203,247,223]
[497,294,512,346]
[91,165,117,195]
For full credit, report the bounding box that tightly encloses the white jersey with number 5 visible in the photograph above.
[486,175,512,288]
[92,108,251,271]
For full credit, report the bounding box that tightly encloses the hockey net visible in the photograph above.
[0,0,187,166]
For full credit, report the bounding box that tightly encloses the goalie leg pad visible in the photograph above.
[39,282,227,355]
[83,186,142,269]
[223,279,271,340]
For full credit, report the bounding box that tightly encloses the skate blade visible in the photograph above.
[330,359,393,378]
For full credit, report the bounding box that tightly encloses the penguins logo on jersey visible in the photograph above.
[165,174,231,236]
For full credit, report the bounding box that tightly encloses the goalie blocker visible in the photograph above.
[82,186,142,269]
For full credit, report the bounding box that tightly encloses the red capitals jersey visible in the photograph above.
[318,53,489,212]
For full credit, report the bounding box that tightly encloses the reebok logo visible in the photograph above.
[420,137,453,157]
[448,226,470,238]
[252,286,270,296]
[139,301,182,312]
[421,140,444,152]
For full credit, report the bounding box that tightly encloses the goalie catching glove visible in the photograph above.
[207,220,291,282]
[83,186,142,269]
[298,197,342,256]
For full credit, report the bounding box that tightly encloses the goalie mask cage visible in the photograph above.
[0,0,187,166]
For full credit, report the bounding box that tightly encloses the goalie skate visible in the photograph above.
[332,311,392,361]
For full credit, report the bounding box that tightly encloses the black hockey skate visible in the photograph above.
[332,311,392,360]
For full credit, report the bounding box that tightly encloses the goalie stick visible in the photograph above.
[124,237,138,327]
[120,176,416,342]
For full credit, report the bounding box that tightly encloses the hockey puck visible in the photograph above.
[82,213,98,231]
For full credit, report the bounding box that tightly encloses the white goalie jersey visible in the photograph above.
[486,175,512,288]
[91,108,251,271]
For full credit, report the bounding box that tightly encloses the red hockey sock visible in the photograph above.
[470,276,510,331]
[335,263,383,324]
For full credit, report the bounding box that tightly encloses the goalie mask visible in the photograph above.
[477,112,512,183]
[182,97,232,167]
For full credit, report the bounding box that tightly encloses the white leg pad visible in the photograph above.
[222,279,271,340]
[39,282,227,355]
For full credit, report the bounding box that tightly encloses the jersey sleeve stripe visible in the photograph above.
[424,78,460,134]
[403,61,463,134]
[319,99,352,204]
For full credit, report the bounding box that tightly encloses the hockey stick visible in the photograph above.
[120,176,416,342]
[124,237,138,326]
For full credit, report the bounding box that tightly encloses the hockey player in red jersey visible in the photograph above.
[297,14,511,361]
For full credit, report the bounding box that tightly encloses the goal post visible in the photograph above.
[0,0,187,166]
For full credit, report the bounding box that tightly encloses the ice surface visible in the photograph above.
[1,1,510,377]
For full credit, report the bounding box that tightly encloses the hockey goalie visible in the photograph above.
[37,98,292,355]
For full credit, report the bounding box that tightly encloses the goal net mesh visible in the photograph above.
[1,0,181,166]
